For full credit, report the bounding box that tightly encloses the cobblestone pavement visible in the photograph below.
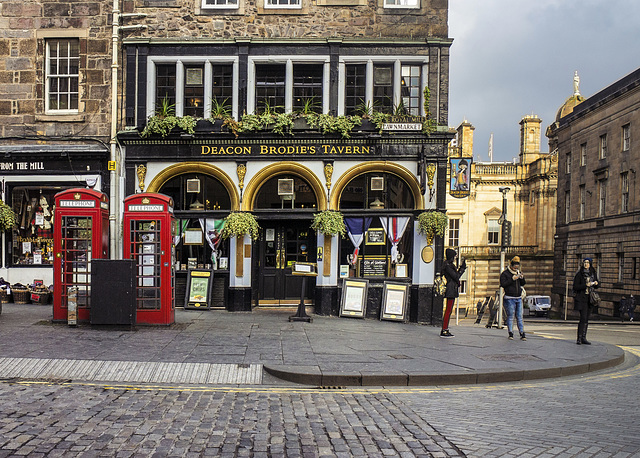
[1,346,639,457]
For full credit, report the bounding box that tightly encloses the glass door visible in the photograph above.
[129,220,162,311]
[258,222,315,304]
[60,216,92,309]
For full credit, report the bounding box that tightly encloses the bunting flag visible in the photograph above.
[174,219,190,246]
[199,218,225,265]
[380,216,410,262]
[345,217,372,265]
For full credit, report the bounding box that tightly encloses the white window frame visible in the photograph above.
[384,0,419,9]
[45,39,80,114]
[146,56,240,119]
[264,0,301,9]
[623,124,630,151]
[487,219,499,245]
[599,134,607,159]
[580,143,587,166]
[247,56,330,114]
[447,218,460,247]
[201,0,239,8]
[338,56,429,116]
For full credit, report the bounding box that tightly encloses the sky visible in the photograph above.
[448,0,640,162]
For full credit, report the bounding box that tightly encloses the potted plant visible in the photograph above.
[310,210,346,238]
[220,212,260,240]
[0,200,17,232]
[417,210,448,245]
[140,96,197,138]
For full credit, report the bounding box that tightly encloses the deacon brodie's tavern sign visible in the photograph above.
[200,144,373,156]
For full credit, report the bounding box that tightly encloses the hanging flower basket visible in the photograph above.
[417,211,448,244]
[0,200,18,232]
[310,210,346,238]
[220,212,261,240]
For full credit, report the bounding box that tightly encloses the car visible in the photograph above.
[526,295,551,316]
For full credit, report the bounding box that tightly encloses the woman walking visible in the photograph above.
[440,248,466,338]
[573,258,599,345]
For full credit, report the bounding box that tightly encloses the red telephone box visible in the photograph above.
[53,188,109,322]
[123,193,176,325]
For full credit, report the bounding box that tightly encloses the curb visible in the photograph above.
[263,344,626,387]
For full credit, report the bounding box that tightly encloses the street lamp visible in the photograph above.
[498,187,510,327]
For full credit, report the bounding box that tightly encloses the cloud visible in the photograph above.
[448,0,640,161]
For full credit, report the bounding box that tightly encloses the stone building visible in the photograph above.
[547,69,640,319]
[0,0,113,285]
[445,116,557,315]
[115,0,454,321]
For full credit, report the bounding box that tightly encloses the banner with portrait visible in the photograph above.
[449,157,472,198]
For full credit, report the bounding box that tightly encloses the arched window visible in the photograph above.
[339,172,414,210]
[159,173,231,211]
[254,175,317,210]
[338,172,414,279]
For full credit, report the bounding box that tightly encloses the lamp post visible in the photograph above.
[498,186,510,327]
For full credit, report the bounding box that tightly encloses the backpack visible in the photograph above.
[434,273,447,296]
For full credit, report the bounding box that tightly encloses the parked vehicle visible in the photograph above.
[526,295,551,316]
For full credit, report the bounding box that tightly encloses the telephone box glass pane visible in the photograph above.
[130,220,162,310]
[61,216,93,308]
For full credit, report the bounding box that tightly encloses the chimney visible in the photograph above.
[519,115,541,165]
[456,119,475,157]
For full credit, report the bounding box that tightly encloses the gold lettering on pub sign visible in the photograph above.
[200,145,371,156]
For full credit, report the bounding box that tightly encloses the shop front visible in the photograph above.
[120,131,450,322]
[0,143,108,286]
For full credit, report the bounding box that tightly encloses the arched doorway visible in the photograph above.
[245,164,325,305]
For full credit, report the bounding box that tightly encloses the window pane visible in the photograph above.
[155,64,176,113]
[46,39,79,112]
[401,65,421,115]
[293,64,323,113]
[255,175,317,209]
[373,65,393,114]
[345,64,366,116]
[339,173,414,210]
[255,64,285,112]
[212,64,233,102]
[184,65,204,118]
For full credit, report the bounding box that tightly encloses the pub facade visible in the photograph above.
[116,0,454,322]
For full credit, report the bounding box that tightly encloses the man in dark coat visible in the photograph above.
[440,248,466,338]
[500,256,527,340]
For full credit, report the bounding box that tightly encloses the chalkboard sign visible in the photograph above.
[184,269,214,310]
[360,256,389,277]
[366,228,386,245]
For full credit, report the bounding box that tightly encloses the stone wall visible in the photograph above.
[0,1,112,139]
[120,0,448,40]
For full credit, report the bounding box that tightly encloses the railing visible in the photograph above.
[456,245,537,257]
[473,163,518,175]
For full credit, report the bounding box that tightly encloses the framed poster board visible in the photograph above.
[184,228,204,245]
[380,281,409,322]
[339,278,368,318]
[366,228,386,245]
[184,269,214,310]
[395,264,408,278]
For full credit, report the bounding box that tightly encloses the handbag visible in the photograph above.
[434,274,447,296]
[589,289,601,307]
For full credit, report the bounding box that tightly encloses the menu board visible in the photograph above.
[184,269,213,310]
[360,256,388,277]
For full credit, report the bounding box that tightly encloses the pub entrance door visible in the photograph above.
[258,221,316,305]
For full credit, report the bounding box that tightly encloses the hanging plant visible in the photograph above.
[0,201,17,232]
[417,211,448,240]
[311,210,347,238]
[220,212,260,240]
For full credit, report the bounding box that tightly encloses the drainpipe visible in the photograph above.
[110,0,147,259]
[109,0,120,259]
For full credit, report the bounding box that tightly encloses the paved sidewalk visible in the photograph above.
[0,303,625,387]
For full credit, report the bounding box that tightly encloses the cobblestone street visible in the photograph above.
[1,345,639,457]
